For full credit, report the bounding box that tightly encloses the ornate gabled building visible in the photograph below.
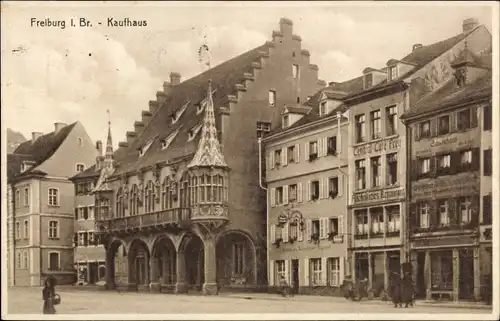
[95,17,325,295]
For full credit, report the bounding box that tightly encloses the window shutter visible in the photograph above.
[321,257,327,286]
[429,156,436,177]
[74,207,78,219]
[319,179,324,199]
[84,206,88,219]
[429,200,438,227]
[306,219,312,241]
[471,195,480,225]
[283,223,289,242]
[270,188,276,207]
[269,260,275,286]
[472,147,480,171]
[317,138,323,157]
[323,137,328,157]
[269,151,275,170]
[282,148,287,166]
[338,175,344,196]
[295,144,300,163]
[449,113,457,133]
[340,257,345,285]
[270,224,276,244]
[449,198,458,226]
[319,218,325,239]
[336,135,341,154]
[471,107,478,128]
[298,223,304,241]
[323,178,329,199]
[284,260,290,284]
[304,143,309,161]
[414,124,421,141]
[306,181,311,201]
[410,203,419,228]
[324,218,330,238]
[450,151,459,174]
[297,183,303,203]
[339,216,344,236]
[283,185,289,205]
[303,257,310,286]
[430,118,438,137]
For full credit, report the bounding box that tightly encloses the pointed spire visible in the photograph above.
[104,109,114,170]
[187,80,228,169]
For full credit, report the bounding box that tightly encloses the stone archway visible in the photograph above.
[105,238,128,289]
[216,230,257,287]
[151,235,177,286]
[128,238,150,287]
[179,233,205,291]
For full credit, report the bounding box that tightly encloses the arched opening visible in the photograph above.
[151,236,177,285]
[128,239,150,286]
[180,233,204,290]
[98,265,106,280]
[107,239,128,287]
[216,231,256,288]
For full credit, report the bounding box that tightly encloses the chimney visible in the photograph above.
[31,132,43,143]
[170,72,181,86]
[412,44,423,51]
[54,122,67,134]
[463,18,479,33]
[96,140,103,156]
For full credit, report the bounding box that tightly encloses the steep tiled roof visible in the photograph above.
[285,105,311,115]
[113,43,271,176]
[401,70,492,120]
[8,122,77,181]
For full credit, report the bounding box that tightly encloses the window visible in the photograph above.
[144,181,155,213]
[458,197,472,224]
[355,114,366,143]
[370,110,381,139]
[327,136,337,155]
[78,138,83,147]
[370,208,384,234]
[233,243,244,275]
[355,209,369,235]
[387,153,398,185]
[76,164,85,172]
[24,186,30,207]
[483,195,492,225]
[320,101,327,116]
[297,97,300,103]
[461,150,472,166]
[438,115,450,135]
[48,252,60,270]
[329,217,339,235]
[78,232,86,246]
[437,154,451,174]
[438,200,450,226]
[292,64,299,79]
[172,102,189,124]
[310,180,320,201]
[16,251,21,269]
[484,104,492,131]
[387,205,401,232]
[256,122,271,138]
[269,90,276,107]
[484,149,492,176]
[139,139,155,157]
[48,188,59,206]
[328,258,341,286]
[129,184,138,215]
[162,129,180,150]
[310,258,322,286]
[364,73,373,89]
[275,187,283,205]
[23,220,29,239]
[311,219,320,237]
[274,149,282,167]
[355,159,366,190]
[15,221,20,240]
[309,141,318,161]
[287,146,295,163]
[457,108,472,130]
[328,177,339,198]
[419,158,431,175]
[48,220,59,239]
[78,207,85,220]
[371,157,381,187]
[15,189,20,207]
[419,121,431,138]
[386,106,398,136]
[276,260,285,281]
[162,178,174,210]
[289,184,297,203]
[88,232,95,246]
[419,202,429,228]
[282,115,289,129]
[389,66,397,80]
[23,251,29,269]
[115,188,123,218]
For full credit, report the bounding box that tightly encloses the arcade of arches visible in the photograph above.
[104,230,257,295]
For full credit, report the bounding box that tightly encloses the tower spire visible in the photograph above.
[187,80,228,169]
[104,109,113,169]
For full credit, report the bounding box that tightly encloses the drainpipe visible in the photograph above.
[257,137,269,288]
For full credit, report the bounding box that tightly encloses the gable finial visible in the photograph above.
[198,43,211,72]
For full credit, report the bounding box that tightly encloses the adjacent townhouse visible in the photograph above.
[262,87,351,296]
[94,18,325,295]
[401,48,492,302]
[7,122,98,286]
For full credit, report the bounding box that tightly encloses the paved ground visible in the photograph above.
[6,287,493,316]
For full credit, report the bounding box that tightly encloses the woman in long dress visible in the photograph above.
[389,271,402,308]
[42,276,56,314]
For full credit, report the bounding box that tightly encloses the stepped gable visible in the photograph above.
[8,122,77,180]
[112,42,271,176]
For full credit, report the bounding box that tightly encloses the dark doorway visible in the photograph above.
[388,252,400,274]
[135,255,147,285]
[88,262,98,284]
[459,249,474,300]
[416,252,426,299]
[355,253,369,281]
[291,259,299,294]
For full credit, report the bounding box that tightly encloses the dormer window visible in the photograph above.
[172,101,190,124]
[364,73,373,89]
[389,66,397,81]
[188,123,203,141]
[161,129,180,150]
[320,101,327,117]
[139,138,155,157]
[454,68,467,87]
[282,115,289,129]
[20,161,35,173]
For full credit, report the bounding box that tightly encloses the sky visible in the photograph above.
[1,1,495,148]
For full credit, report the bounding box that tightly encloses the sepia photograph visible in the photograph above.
[1,1,498,320]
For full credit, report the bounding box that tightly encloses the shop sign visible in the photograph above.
[416,134,476,156]
[412,174,480,200]
[353,137,401,157]
[352,187,405,205]
[412,235,476,248]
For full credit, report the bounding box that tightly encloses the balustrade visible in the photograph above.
[96,208,191,232]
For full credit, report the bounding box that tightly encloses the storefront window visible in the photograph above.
[386,205,400,232]
[431,251,453,290]
[355,209,369,235]
[370,207,384,235]
[458,197,472,224]
[419,202,429,228]
[438,200,450,226]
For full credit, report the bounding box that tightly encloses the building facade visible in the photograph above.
[402,48,492,302]
[7,122,98,286]
[263,90,350,296]
[94,18,325,295]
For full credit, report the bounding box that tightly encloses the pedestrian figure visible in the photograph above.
[389,271,402,308]
[400,272,414,308]
[42,276,57,314]
[279,275,291,297]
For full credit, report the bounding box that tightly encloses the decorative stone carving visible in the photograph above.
[191,204,228,218]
